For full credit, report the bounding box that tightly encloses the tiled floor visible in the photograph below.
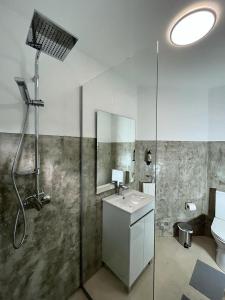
[68,289,88,300]
[155,236,217,300]
[84,261,154,300]
[71,236,218,300]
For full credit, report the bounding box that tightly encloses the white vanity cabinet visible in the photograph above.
[130,210,154,284]
[102,190,155,289]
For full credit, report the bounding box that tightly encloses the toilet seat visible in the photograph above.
[211,218,225,243]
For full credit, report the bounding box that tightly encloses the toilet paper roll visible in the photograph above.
[186,202,196,211]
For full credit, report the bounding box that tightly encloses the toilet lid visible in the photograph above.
[211,218,225,242]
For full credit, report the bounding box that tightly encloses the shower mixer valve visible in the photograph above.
[23,192,51,211]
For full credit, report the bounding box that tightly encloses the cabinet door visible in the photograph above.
[143,210,154,266]
[130,218,144,286]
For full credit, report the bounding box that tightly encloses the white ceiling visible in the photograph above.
[1,0,225,88]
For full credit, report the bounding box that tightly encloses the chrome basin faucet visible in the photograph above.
[112,181,129,195]
[118,183,129,196]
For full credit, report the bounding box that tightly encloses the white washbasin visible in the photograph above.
[102,189,154,214]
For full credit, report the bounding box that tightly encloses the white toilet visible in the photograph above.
[211,190,225,272]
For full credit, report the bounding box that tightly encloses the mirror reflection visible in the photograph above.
[97,111,135,194]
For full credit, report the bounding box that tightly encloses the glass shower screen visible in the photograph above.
[80,44,158,300]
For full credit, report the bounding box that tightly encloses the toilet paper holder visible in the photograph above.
[185,202,196,211]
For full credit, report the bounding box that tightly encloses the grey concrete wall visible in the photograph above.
[0,133,80,300]
[136,141,209,236]
[208,142,225,191]
[3,134,220,293]
[155,141,208,236]
[82,138,115,281]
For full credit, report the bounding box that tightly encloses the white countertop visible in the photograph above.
[102,189,154,214]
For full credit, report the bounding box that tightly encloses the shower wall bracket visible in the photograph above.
[30,99,44,107]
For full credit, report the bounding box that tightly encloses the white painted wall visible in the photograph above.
[208,86,225,141]
[84,74,223,143]
[1,1,224,141]
[0,2,106,137]
[137,86,156,141]
[136,84,225,142]
[157,86,225,142]
[82,70,137,138]
[157,87,209,141]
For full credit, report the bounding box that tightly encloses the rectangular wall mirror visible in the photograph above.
[96,111,136,194]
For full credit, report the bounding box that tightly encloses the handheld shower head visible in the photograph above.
[14,77,31,105]
[26,10,78,61]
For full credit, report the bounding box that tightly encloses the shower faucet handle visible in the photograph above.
[41,194,51,205]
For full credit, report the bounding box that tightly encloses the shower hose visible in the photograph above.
[11,104,29,249]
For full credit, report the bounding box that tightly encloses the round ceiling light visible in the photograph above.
[170,9,216,46]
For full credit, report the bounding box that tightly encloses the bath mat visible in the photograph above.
[190,259,225,300]
[181,295,190,300]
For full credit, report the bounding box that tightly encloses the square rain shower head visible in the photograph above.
[26,10,78,61]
